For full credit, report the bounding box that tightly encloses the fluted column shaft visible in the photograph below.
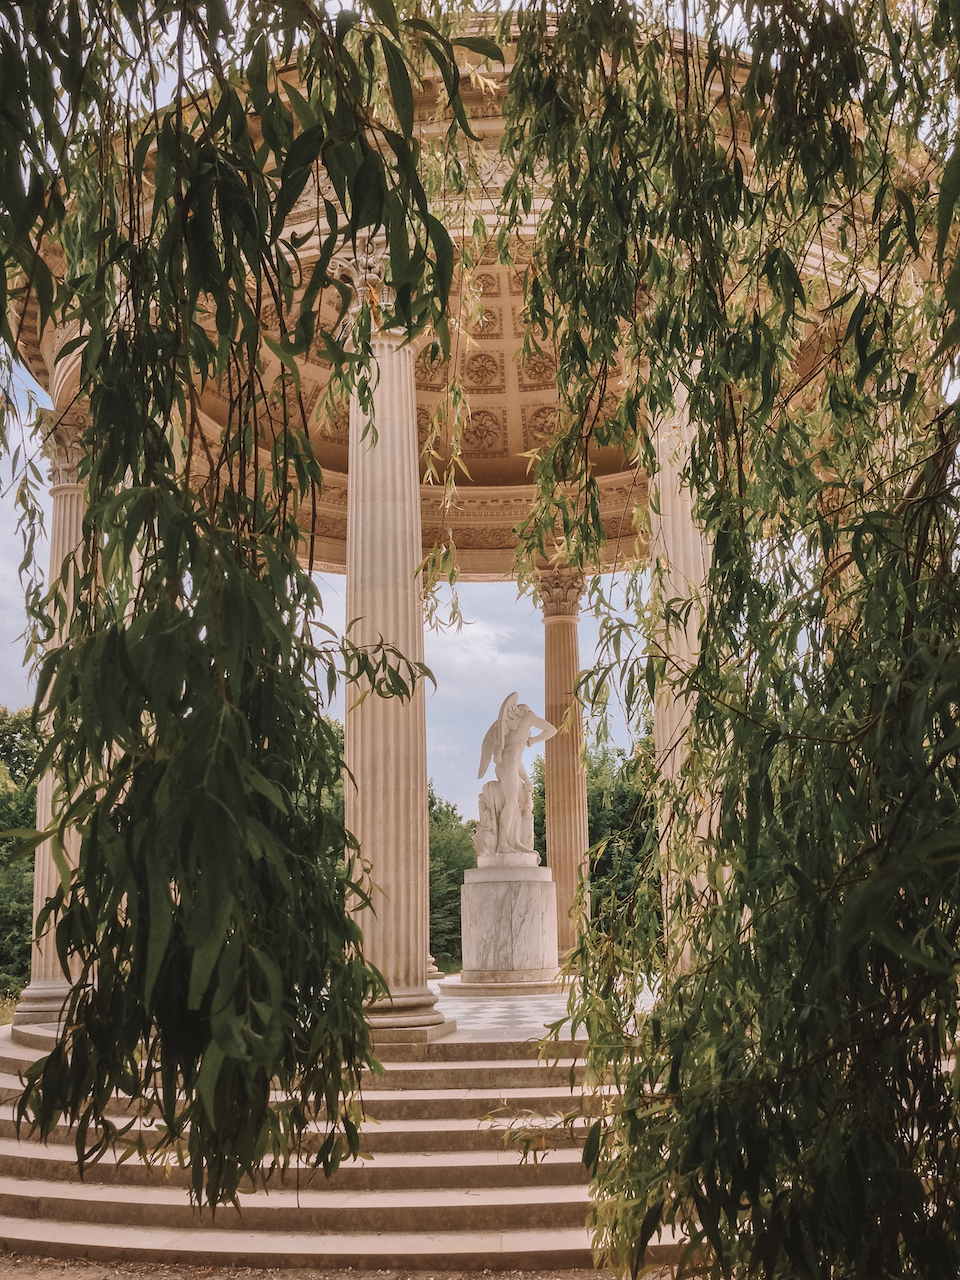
[15,422,85,1025]
[345,333,442,1031]
[649,413,712,963]
[650,418,709,779]
[541,568,589,956]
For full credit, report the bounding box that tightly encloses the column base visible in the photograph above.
[13,978,71,1027]
[369,1019,457,1046]
[449,971,564,997]
[365,988,456,1044]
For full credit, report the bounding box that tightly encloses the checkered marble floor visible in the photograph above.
[429,979,582,1043]
[428,978,659,1044]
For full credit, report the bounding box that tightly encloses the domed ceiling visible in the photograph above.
[12,70,650,582]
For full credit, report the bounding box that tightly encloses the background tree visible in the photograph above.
[0,707,41,995]
[533,735,654,902]
[428,782,476,966]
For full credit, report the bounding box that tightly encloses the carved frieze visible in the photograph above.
[289,172,343,225]
[317,403,349,441]
[319,478,348,508]
[312,515,347,540]
[300,385,321,423]
[452,526,518,550]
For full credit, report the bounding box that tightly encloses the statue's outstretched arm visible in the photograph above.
[525,712,557,747]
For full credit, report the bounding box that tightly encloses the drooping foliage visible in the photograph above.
[532,738,655,903]
[6,0,960,1270]
[0,0,502,1207]
[497,1,960,1277]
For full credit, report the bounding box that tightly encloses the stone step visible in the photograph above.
[355,1115,587,1155]
[366,1037,585,1065]
[0,1027,586,1097]
[0,1175,590,1233]
[0,1021,605,1270]
[0,1215,601,1270]
[0,1111,585,1157]
[2,1026,54,1054]
[0,1136,589,1190]
[0,1024,585,1066]
[359,1083,606,1121]
[365,1058,586,1090]
[0,1081,594,1127]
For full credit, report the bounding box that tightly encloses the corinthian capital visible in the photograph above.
[538,566,585,618]
[332,237,394,329]
[42,405,87,487]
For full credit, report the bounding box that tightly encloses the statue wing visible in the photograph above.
[478,722,498,778]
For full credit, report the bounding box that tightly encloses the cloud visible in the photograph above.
[0,463,48,712]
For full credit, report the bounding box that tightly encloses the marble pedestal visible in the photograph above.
[458,865,560,996]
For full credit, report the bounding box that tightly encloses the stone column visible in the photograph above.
[649,411,712,964]
[649,417,708,776]
[14,415,85,1026]
[344,314,449,1041]
[540,567,589,956]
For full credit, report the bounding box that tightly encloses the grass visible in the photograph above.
[0,994,18,1025]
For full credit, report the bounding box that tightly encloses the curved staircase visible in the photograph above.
[0,994,603,1270]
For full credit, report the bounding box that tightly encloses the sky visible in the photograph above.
[0,453,633,821]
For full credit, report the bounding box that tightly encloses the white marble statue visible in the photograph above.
[474,693,557,868]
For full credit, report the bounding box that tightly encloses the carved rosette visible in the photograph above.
[538,567,585,618]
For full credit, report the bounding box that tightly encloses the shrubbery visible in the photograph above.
[533,739,654,904]
[428,783,476,966]
[0,707,40,996]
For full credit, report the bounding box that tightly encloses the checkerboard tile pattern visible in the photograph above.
[429,981,579,1042]
[429,979,658,1044]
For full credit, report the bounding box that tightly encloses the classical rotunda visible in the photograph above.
[7,61,662,1042]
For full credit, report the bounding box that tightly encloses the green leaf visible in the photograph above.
[380,35,414,138]
[582,1118,602,1171]
[365,0,399,37]
[426,214,454,304]
[938,140,960,270]
[451,36,504,63]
